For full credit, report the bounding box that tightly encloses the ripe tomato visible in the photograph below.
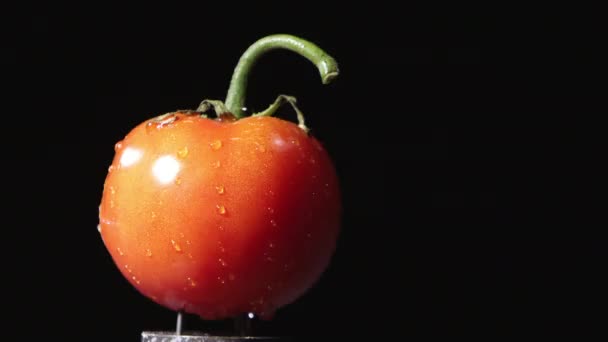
[98,111,341,319]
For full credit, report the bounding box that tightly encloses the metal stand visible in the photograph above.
[140,332,285,341]
[141,312,289,341]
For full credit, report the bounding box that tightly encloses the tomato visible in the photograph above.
[99,34,341,320]
[99,111,340,319]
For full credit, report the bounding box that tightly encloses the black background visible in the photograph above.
[4,3,604,340]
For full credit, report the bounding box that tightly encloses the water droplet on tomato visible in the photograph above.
[145,249,152,257]
[148,113,178,130]
[124,264,132,273]
[210,140,222,150]
[268,242,275,248]
[217,276,226,284]
[186,240,191,245]
[216,205,226,215]
[132,275,141,284]
[109,186,115,195]
[216,185,225,194]
[114,142,123,151]
[218,258,227,267]
[151,211,157,219]
[187,277,197,287]
[97,224,101,233]
[107,165,114,173]
[171,239,182,252]
[177,146,189,159]
[110,199,115,208]
[267,207,274,214]
[187,253,193,259]
[213,160,221,168]
[174,177,182,185]
[117,247,124,256]
[270,219,277,227]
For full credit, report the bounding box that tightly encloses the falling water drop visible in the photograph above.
[187,277,197,287]
[217,205,226,215]
[210,140,222,150]
[177,146,189,159]
[171,239,182,252]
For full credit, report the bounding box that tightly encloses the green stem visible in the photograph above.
[224,34,339,118]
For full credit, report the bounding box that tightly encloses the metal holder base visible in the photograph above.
[141,332,287,341]
[141,312,289,341]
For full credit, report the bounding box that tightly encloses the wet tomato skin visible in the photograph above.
[99,112,341,319]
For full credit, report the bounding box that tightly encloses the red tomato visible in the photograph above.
[98,112,341,319]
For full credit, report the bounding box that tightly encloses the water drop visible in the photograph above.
[117,247,124,256]
[269,242,275,248]
[187,277,197,287]
[270,219,277,227]
[174,177,182,185]
[218,258,227,267]
[149,113,178,129]
[97,224,101,233]
[171,239,182,252]
[210,140,222,150]
[108,165,114,173]
[110,200,115,208]
[213,160,221,168]
[186,240,191,245]
[247,312,255,319]
[109,186,115,195]
[217,276,226,284]
[145,249,152,257]
[187,253,193,259]
[151,211,157,219]
[216,185,225,194]
[177,146,189,159]
[267,207,274,214]
[114,142,123,151]
[216,205,226,215]
[132,275,141,284]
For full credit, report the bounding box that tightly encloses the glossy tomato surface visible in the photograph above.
[99,112,341,319]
